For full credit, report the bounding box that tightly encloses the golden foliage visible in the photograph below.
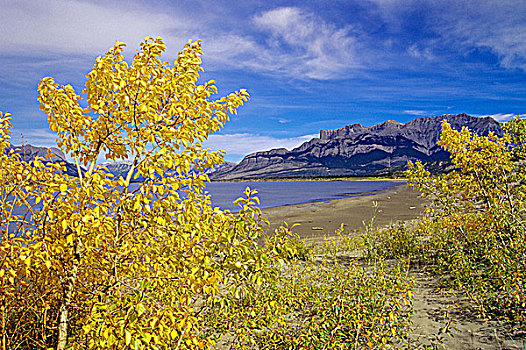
[405,118,526,328]
[1,37,418,350]
[0,38,295,349]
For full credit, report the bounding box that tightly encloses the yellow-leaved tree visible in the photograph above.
[0,38,296,349]
[406,118,526,327]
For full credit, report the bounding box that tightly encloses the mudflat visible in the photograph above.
[264,183,429,238]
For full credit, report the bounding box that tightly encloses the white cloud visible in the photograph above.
[0,2,364,81]
[482,113,517,122]
[370,0,526,71]
[201,7,363,80]
[202,133,317,161]
[441,1,526,70]
[407,44,435,60]
[0,0,193,57]
[10,129,58,147]
[251,7,361,79]
[403,110,428,116]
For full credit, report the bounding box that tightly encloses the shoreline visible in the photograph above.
[263,183,430,238]
[211,177,407,183]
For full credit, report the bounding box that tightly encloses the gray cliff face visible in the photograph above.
[6,144,81,177]
[211,114,503,180]
[7,144,66,162]
[98,160,236,181]
[319,114,501,149]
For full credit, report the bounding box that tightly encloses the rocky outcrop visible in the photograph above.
[205,161,236,175]
[98,161,134,179]
[98,160,236,182]
[6,144,81,177]
[211,114,503,180]
[5,144,235,180]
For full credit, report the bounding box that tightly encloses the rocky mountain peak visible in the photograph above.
[5,144,80,177]
[7,143,66,162]
[211,113,503,180]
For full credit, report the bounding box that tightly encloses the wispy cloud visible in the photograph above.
[370,0,526,71]
[10,129,58,147]
[268,117,291,124]
[403,110,429,116]
[251,7,361,79]
[5,0,524,82]
[0,0,193,57]
[202,7,364,80]
[0,2,364,82]
[202,133,317,162]
[482,113,517,122]
[439,1,526,70]
[407,44,435,60]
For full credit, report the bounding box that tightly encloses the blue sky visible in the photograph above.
[1,0,525,162]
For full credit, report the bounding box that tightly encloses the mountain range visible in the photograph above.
[5,143,82,177]
[97,160,236,181]
[3,144,235,181]
[6,114,502,181]
[210,113,502,180]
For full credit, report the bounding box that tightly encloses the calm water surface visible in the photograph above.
[205,181,401,211]
[9,181,401,229]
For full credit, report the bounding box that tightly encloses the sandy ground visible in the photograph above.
[264,183,429,238]
[263,184,526,349]
[408,269,526,349]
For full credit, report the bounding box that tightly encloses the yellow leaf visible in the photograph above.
[60,183,68,192]
[125,330,132,346]
[143,332,152,344]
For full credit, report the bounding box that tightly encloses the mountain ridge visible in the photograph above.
[5,144,82,177]
[6,114,502,181]
[211,114,503,180]
[4,144,234,181]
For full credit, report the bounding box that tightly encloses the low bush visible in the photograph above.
[374,117,526,331]
[362,221,429,262]
[244,259,414,349]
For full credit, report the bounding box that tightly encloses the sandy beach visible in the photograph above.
[264,183,429,238]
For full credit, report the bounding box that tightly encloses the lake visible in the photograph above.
[10,180,402,219]
[205,180,402,211]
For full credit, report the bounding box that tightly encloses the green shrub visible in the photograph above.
[256,259,414,349]
[362,221,429,262]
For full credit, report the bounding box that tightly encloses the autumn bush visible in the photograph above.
[362,222,429,263]
[199,238,415,349]
[0,38,419,350]
[259,259,414,349]
[365,117,526,331]
[0,38,297,349]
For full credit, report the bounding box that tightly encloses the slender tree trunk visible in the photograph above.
[57,238,81,350]
[2,304,6,350]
